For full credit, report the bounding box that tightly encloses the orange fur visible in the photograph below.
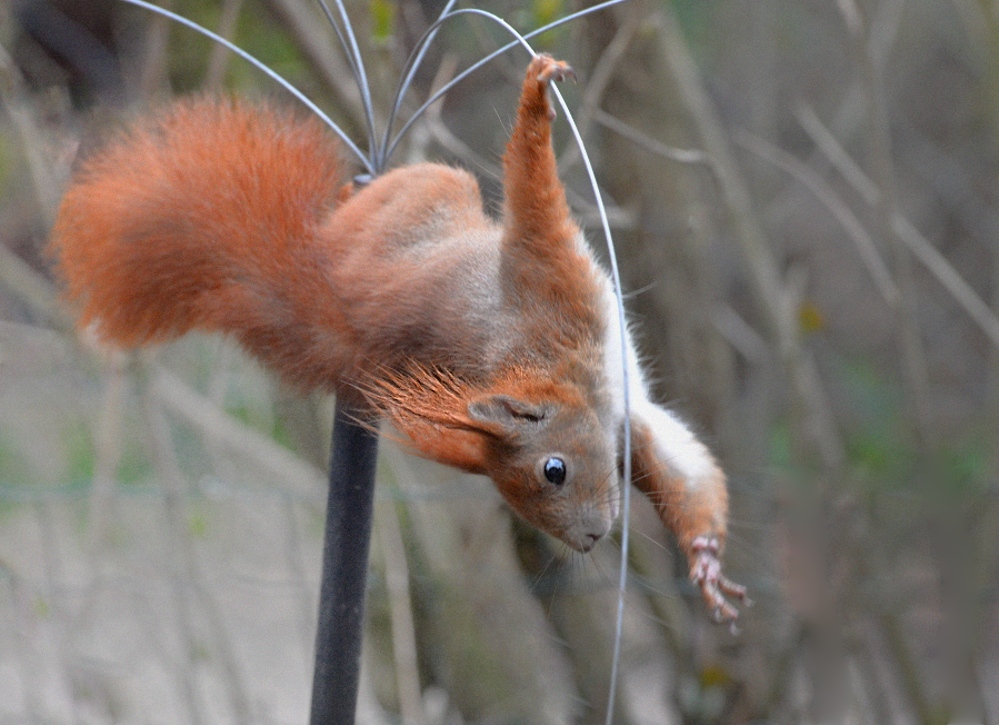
[630,419,727,554]
[51,55,744,617]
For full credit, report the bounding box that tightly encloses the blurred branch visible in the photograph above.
[837,0,934,445]
[30,499,79,721]
[868,0,906,73]
[558,4,643,169]
[0,39,77,333]
[380,445,576,725]
[731,128,898,307]
[0,40,61,227]
[794,104,879,206]
[150,367,326,501]
[419,53,496,173]
[592,109,710,165]
[0,245,66,328]
[795,103,999,352]
[627,528,694,663]
[137,0,172,98]
[653,5,845,470]
[712,304,771,365]
[0,243,324,512]
[86,353,128,552]
[203,0,246,90]
[141,387,256,722]
[259,0,368,130]
[375,496,425,725]
[139,389,211,725]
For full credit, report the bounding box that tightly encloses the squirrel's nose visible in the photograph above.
[580,531,603,552]
[575,513,612,552]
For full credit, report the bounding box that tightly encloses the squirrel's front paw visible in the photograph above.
[526,54,575,121]
[689,536,750,631]
[530,53,575,84]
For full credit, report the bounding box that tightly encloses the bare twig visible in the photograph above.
[137,0,172,98]
[837,0,934,445]
[260,0,369,130]
[592,109,710,165]
[150,367,326,501]
[795,102,999,352]
[731,128,898,307]
[203,0,246,90]
[795,103,879,203]
[0,41,62,227]
[375,496,425,725]
[558,4,643,169]
[654,5,845,470]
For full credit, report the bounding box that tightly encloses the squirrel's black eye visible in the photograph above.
[543,457,567,485]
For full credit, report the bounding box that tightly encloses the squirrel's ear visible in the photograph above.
[467,394,551,437]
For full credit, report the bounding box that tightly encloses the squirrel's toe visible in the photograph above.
[531,53,575,84]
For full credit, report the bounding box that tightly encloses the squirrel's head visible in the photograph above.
[362,366,620,552]
[465,392,620,552]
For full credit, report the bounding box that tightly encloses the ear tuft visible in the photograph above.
[467,394,550,430]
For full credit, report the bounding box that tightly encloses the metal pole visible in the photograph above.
[309,399,380,725]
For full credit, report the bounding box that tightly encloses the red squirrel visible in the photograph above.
[50,54,746,621]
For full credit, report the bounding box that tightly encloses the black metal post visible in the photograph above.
[309,399,380,725]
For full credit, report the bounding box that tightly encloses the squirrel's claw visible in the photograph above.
[690,535,749,626]
[527,54,575,121]
[532,54,575,84]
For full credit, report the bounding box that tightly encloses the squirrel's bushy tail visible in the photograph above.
[51,98,346,352]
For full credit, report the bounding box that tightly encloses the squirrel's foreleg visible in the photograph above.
[630,403,748,622]
[502,54,578,255]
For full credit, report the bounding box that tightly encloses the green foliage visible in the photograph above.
[767,420,792,470]
[670,0,719,46]
[224,5,310,92]
[768,357,992,501]
[116,443,154,487]
[168,0,309,93]
[528,0,566,49]
[836,359,921,494]
[225,402,294,451]
[370,0,397,45]
[64,423,95,485]
[167,0,221,91]
[188,509,209,538]
[0,431,31,489]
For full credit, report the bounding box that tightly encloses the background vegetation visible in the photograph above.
[0,0,997,722]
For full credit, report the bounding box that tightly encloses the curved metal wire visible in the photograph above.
[550,80,632,725]
[315,0,378,167]
[382,0,629,163]
[377,0,459,170]
[118,0,374,174]
[114,2,636,721]
[377,7,635,721]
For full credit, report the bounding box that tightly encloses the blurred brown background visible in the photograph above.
[0,0,997,723]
